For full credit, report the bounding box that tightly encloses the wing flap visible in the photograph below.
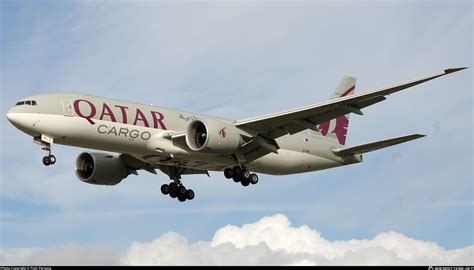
[332,134,426,156]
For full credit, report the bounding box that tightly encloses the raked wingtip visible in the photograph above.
[444,67,468,74]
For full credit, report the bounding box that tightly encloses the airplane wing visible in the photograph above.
[234,68,466,161]
[236,68,465,137]
[119,153,209,177]
[332,134,425,156]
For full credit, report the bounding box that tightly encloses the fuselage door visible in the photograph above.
[61,99,74,116]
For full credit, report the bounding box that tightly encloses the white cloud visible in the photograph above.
[2,214,472,266]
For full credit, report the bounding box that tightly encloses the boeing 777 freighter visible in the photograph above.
[6,68,466,202]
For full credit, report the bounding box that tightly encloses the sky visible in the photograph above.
[0,0,472,266]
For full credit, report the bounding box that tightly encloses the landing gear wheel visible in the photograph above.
[169,190,178,198]
[42,156,50,166]
[249,174,259,185]
[241,169,250,180]
[224,168,233,179]
[178,186,187,195]
[178,194,187,202]
[169,182,179,192]
[241,178,250,186]
[232,174,241,183]
[161,184,170,195]
[233,166,242,177]
[186,189,195,200]
[48,155,56,165]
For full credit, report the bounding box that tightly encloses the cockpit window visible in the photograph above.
[15,100,37,106]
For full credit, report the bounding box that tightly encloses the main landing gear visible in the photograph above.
[224,166,259,187]
[160,182,195,202]
[161,182,194,202]
[160,167,194,202]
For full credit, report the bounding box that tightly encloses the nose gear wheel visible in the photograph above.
[41,145,56,166]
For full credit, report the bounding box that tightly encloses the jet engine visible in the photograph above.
[185,119,242,155]
[75,152,129,185]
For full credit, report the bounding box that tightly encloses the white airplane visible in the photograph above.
[6,68,466,202]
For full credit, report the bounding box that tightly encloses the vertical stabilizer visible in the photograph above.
[316,76,356,145]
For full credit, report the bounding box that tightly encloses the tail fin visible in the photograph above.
[316,76,356,145]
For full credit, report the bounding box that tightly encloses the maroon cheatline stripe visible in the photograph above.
[340,85,355,97]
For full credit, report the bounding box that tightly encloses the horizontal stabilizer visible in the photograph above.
[332,134,425,156]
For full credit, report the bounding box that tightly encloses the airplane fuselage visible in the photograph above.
[7,92,357,175]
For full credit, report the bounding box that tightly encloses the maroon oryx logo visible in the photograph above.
[219,127,227,138]
[316,85,354,145]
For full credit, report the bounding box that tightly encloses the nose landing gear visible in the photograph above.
[34,135,57,166]
[42,153,56,166]
[41,146,56,166]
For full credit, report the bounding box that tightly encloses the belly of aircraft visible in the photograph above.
[247,149,342,175]
[35,114,343,175]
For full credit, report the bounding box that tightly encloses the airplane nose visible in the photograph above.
[6,107,40,136]
[6,110,15,124]
[6,108,21,126]
[7,112,18,124]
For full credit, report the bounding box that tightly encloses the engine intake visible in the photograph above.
[186,119,241,155]
[75,152,129,185]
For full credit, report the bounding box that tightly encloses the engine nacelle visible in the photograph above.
[186,119,241,155]
[75,152,129,185]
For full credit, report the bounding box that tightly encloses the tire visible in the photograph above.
[42,156,50,166]
[186,189,195,200]
[224,168,233,179]
[170,190,178,198]
[178,194,187,202]
[161,184,170,195]
[178,186,187,195]
[48,155,56,164]
[169,182,179,192]
[241,169,250,180]
[233,174,241,183]
[241,178,250,187]
[232,166,242,177]
[249,174,259,185]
